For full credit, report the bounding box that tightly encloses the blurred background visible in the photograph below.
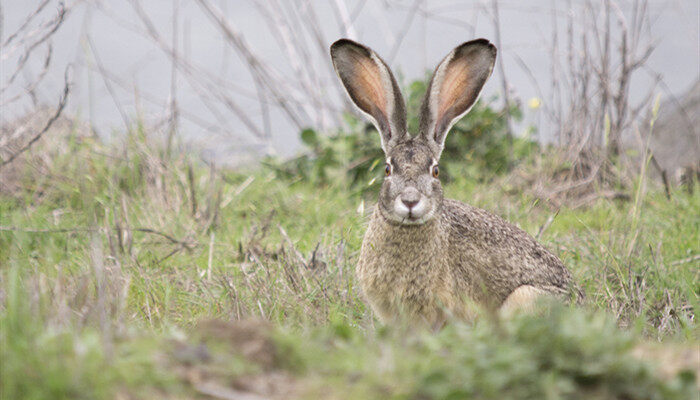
[2,0,698,165]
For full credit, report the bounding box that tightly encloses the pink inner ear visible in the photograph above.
[346,50,387,119]
[437,57,471,122]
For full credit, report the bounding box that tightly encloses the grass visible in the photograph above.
[0,128,698,399]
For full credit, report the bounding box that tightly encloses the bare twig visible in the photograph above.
[536,209,560,240]
[166,0,180,157]
[0,225,193,248]
[330,0,358,39]
[194,381,269,400]
[194,0,307,129]
[649,154,671,199]
[207,231,215,281]
[528,0,659,203]
[0,67,71,169]
[2,2,68,93]
[2,0,51,48]
[126,0,267,139]
[490,0,513,137]
[85,35,130,131]
[387,0,422,63]
[669,254,700,266]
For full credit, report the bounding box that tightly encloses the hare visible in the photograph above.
[330,38,579,327]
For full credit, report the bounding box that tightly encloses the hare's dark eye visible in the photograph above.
[431,164,439,178]
[385,163,392,176]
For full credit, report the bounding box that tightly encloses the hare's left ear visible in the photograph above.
[330,39,407,153]
[419,39,496,156]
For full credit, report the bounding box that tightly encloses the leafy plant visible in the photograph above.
[274,77,536,190]
[285,306,697,400]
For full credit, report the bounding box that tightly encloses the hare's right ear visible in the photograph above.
[419,39,496,156]
[330,39,407,152]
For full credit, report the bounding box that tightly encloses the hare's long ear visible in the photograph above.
[330,39,407,152]
[419,39,496,156]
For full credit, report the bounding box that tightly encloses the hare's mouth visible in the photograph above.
[399,213,432,226]
[392,196,431,224]
[406,212,422,222]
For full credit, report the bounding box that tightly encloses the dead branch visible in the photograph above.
[2,0,51,49]
[525,0,660,203]
[490,0,513,137]
[1,1,68,94]
[387,0,422,63]
[85,36,130,132]
[0,67,71,169]
[194,0,307,129]
[0,224,195,249]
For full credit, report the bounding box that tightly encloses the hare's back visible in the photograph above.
[441,198,573,302]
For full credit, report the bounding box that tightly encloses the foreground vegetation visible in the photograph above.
[0,121,698,399]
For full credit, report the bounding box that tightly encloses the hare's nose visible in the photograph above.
[401,198,419,209]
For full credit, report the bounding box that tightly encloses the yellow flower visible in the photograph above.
[528,97,541,110]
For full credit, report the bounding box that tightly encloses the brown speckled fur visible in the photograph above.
[331,38,578,326]
[358,196,576,326]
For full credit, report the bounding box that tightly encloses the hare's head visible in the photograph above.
[331,39,496,225]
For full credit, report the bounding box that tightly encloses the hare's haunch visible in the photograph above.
[330,38,579,326]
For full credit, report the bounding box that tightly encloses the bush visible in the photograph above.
[285,306,698,400]
[270,77,536,189]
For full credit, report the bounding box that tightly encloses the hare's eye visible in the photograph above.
[431,165,439,178]
[385,163,392,176]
